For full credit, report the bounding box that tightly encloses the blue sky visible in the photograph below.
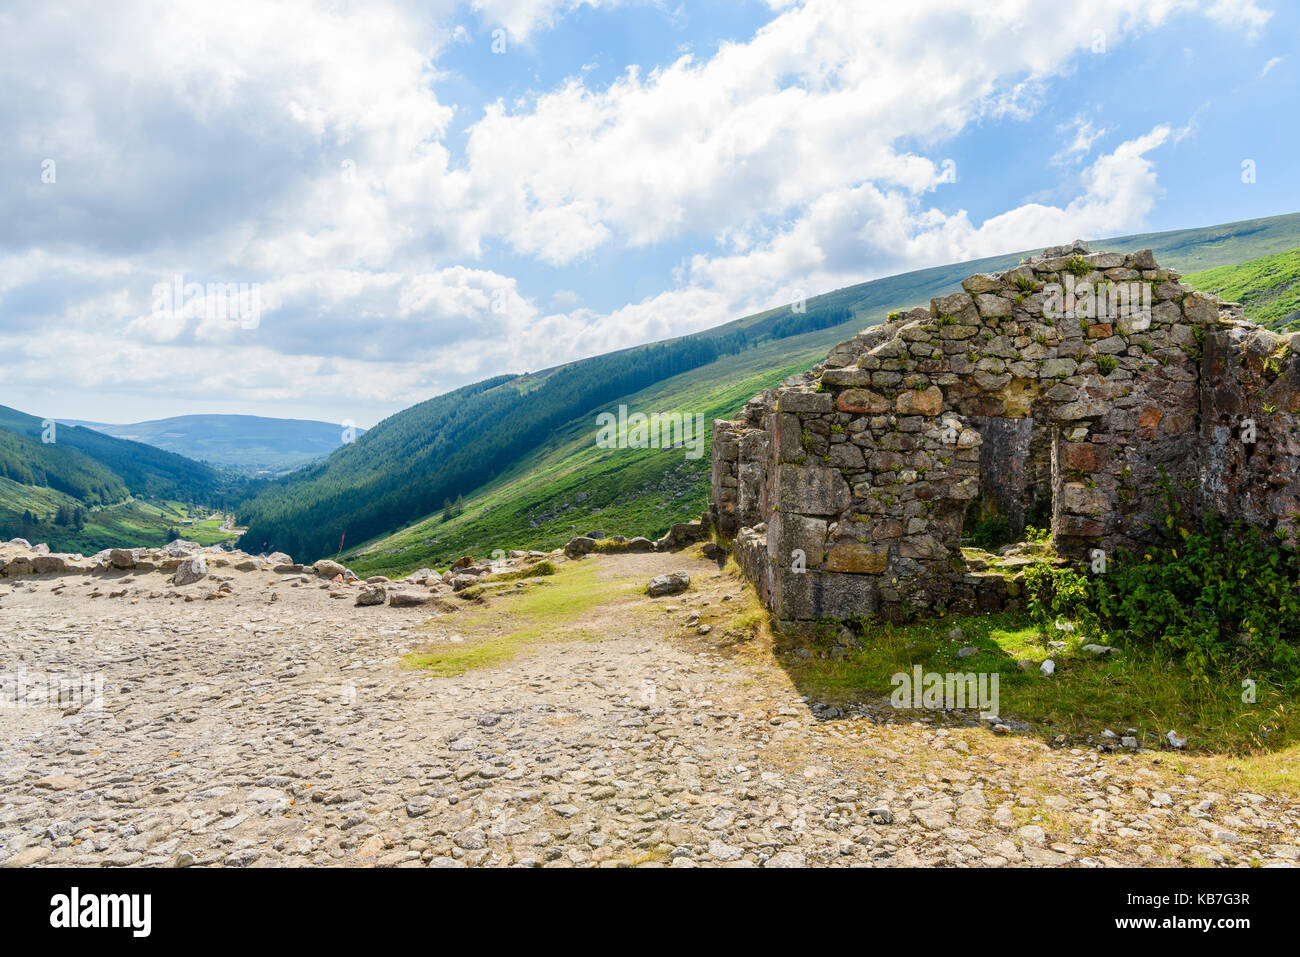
[1,0,1297,427]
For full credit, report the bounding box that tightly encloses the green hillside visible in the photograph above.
[240,212,1300,571]
[237,339,751,559]
[345,331,830,575]
[1184,246,1300,331]
[0,426,129,505]
[0,404,233,502]
[0,481,238,554]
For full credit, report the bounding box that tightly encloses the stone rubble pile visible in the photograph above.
[0,534,622,609]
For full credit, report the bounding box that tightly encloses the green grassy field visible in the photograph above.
[347,221,1300,578]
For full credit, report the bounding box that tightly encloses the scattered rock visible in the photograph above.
[647,571,691,597]
[4,847,51,867]
[564,537,597,559]
[1081,643,1116,656]
[389,591,431,607]
[313,559,349,580]
[173,555,208,586]
[35,774,79,790]
[355,584,386,606]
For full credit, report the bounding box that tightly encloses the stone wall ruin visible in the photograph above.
[711,243,1300,630]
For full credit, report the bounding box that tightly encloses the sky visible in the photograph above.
[1,0,1297,429]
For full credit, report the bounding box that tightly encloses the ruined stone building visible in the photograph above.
[710,243,1300,630]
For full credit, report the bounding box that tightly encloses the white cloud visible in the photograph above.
[1053,114,1111,165]
[1260,55,1284,77]
[0,0,1270,423]
[1206,0,1273,37]
[672,126,1176,325]
[459,0,1186,265]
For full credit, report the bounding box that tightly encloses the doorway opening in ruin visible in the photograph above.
[962,492,1051,550]
[959,408,1054,553]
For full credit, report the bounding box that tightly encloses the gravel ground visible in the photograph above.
[1,552,1297,868]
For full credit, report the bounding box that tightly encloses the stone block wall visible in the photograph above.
[713,242,1300,628]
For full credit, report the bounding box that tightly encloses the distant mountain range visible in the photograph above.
[62,414,362,475]
[237,211,1300,571]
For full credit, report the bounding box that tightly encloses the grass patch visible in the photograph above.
[489,559,557,581]
[772,608,1300,756]
[1194,743,1300,797]
[403,561,637,676]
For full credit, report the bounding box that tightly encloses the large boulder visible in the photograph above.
[564,536,597,559]
[164,539,202,557]
[108,548,137,570]
[654,520,707,551]
[647,571,691,597]
[174,555,208,586]
[32,555,70,575]
[313,559,349,580]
